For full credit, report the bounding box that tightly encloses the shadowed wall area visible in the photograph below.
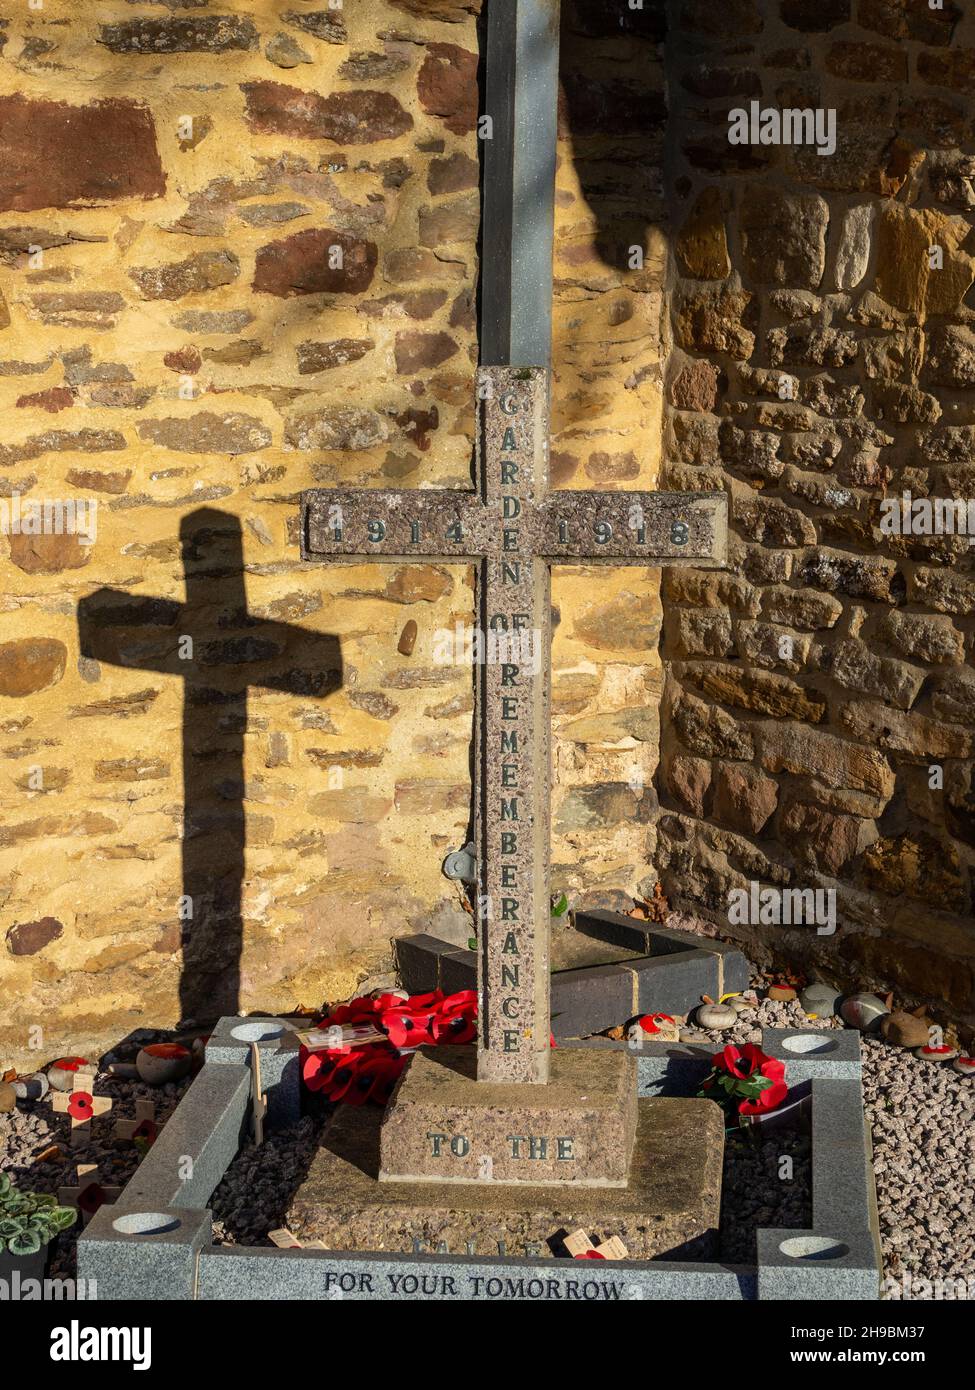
[657,0,975,1034]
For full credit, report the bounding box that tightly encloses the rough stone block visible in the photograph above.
[379,1046,637,1186]
[288,1096,723,1261]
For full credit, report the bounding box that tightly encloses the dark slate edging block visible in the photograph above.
[550,962,633,1037]
[630,949,716,1017]
[574,912,752,997]
[395,919,752,1039]
[196,1245,756,1302]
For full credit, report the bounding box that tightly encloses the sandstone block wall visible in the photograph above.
[658,0,975,1030]
[0,1,665,1064]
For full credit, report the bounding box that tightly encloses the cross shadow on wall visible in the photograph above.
[556,0,669,270]
[77,508,342,1026]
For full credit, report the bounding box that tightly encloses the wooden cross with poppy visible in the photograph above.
[58,1164,122,1225]
[114,1099,158,1150]
[50,1071,113,1147]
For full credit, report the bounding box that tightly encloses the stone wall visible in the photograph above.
[658,0,975,1030]
[0,1,666,1064]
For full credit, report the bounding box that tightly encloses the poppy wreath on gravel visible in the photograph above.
[301,990,478,1107]
[698,1043,789,1123]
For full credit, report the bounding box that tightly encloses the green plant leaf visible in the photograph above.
[0,1173,11,1198]
[31,1193,57,1209]
[50,1208,77,1233]
[9,1228,42,1256]
[551,893,569,918]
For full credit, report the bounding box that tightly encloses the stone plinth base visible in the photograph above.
[287,1098,724,1262]
[378,1046,637,1187]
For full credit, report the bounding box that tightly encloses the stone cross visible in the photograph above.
[301,373,727,1086]
[303,0,726,1090]
[51,1071,113,1147]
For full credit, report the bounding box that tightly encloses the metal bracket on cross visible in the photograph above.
[50,1071,113,1147]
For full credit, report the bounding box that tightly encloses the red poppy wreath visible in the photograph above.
[301,989,478,1106]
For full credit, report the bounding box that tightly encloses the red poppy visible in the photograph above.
[574,1250,606,1260]
[383,1009,437,1049]
[302,988,479,1105]
[713,1043,785,1085]
[132,1119,157,1145]
[638,1013,675,1034]
[78,1184,108,1217]
[68,1091,94,1121]
[143,1043,190,1060]
[302,1049,342,1093]
[431,992,477,1045]
[345,1054,406,1106]
[366,1058,404,1105]
[738,1078,789,1115]
[54,1057,90,1072]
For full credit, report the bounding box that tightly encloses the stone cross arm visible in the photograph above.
[302,489,728,567]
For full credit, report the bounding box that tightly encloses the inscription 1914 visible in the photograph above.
[301,365,728,1089]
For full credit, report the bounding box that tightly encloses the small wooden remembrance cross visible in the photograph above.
[300,0,727,1091]
[51,1071,113,1147]
[59,1165,122,1225]
[114,1099,157,1146]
